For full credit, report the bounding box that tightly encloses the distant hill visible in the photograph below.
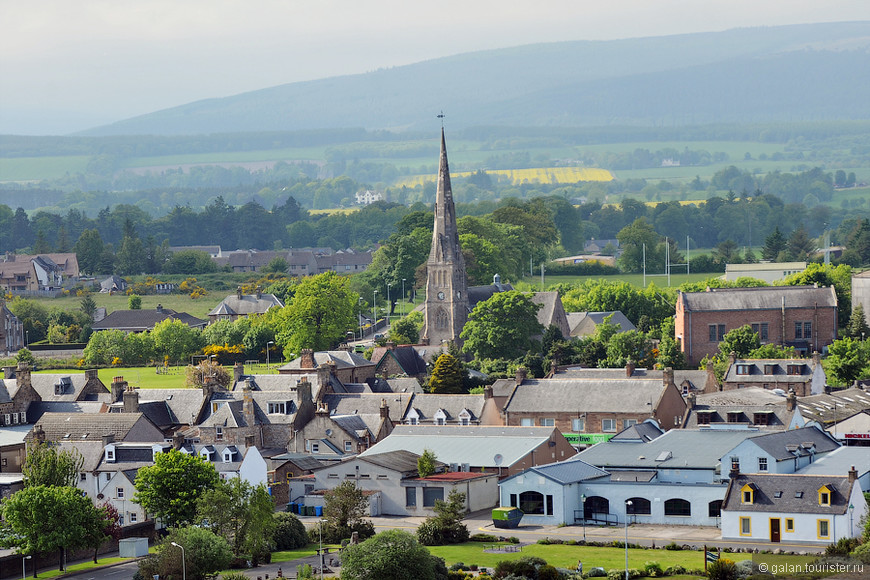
[81,22,870,137]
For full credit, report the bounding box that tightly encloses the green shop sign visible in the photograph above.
[563,433,614,445]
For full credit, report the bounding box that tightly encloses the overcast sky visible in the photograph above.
[2,1,869,135]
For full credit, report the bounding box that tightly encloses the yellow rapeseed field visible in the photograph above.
[395,167,613,188]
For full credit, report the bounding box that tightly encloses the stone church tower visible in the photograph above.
[421,129,469,347]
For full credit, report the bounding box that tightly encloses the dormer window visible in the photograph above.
[787,364,803,375]
[818,485,832,506]
[764,364,776,375]
[740,483,757,504]
[105,445,116,463]
[736,364,750,375]
[268,402,288,415]
[727,411,743,423]
[223,451,233,463]
[434,409,448,426]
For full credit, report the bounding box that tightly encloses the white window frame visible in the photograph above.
[602,418,616,432]
[572,418,585,432]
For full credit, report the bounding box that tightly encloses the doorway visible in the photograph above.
[770,518,781,543]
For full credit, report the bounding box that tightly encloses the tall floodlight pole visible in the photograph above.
[402,279,406,317]
[387,283,392,324]
[266,341,274,369]
[372,290,378,337]
[358,297,364,339]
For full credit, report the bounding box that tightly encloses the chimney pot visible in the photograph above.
[625,359,636,378]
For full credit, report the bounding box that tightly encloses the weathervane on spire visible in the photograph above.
[437,111,445,127]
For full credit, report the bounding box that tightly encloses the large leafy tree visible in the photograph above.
[133,449,219,529]
[342,530,438,580]
[617,218,665,273]
[718,325,761,359]
[762,226,787,261]
[22,440,84,488]
[151,318,204,364]
[0,485,108,571]
[276,271,357,357]
[824,337,870,386]
[416,490,469,546]
[460,291,543,361]
[320,480,374,543]
[782,263,852,328]
[196,478,276,562]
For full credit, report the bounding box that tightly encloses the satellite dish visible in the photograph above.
[493,454,503,466]
[325,429,333,436]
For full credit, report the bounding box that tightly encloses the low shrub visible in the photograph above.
[826,537,860,556]
[643,561,663,577]
[706,558,738,580]
[470,533,498,542]
[664,542,683,550]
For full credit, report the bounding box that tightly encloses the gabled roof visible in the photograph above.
[797,446,870,478]
[279,350,375,372]
[723,473,856,514]
[22,373,108,403]
[29,412,161,442]
[697,387,789,406]
[611,420,664,442]
[357,449,432,474]
[404,393,484,422]
[208,293,284,317]
[371,346,427,376]
[796,388,870,425]
[359,425,570,468]
[567,311,636,336]
[503,378,668,414]
[678,285,837,311]
[742,426,839,461]
[91,308,207,331]
[578,428,758,470]
[503,456,609,486]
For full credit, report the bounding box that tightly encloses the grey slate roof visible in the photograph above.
[679,285,837,311]
[697,388,789,406]
[723,473,855,515]
[22,373,108,403]
[405,393,485,422]
[508,456,610,485]
[683,404,795,430]
[359,425,569,468]
[504,378,667,414]
[567,311,636,336]
[91,307,207,331]
[358,449,432,474]
[29,412,159,442]
[724,359,816,383]
[371,346,427,376]
[611,420,665,442]
[208,293,284,317]
[744,426,840,461]
[321,393,410,419]
[279,350,375,372]
[577,429,758,470]
[57,440,105,471]
[27,401,106,424]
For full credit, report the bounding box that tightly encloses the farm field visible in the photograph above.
[45,292,222,319]
[395,166,615,188]
[0,155,91,181]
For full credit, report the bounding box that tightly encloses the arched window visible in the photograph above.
[664,498,691,516]
[519,491,545,515]
[626,497,651,515]
[708,499,723,518]
[435,310,449,329]
[584,496,609,516]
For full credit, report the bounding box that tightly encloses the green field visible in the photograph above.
[518,271,715,291]
[50,292,222,319]
[32,363,280,389]
[0,155,91,181]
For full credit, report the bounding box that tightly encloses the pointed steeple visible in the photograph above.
[422,129,469,347]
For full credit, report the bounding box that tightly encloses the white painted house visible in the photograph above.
[721,471,867,545]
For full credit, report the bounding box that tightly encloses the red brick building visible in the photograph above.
[675,285,838,366]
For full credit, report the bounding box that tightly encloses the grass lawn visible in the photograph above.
[427,542,707,571]
[47,292,222,319]
[517,271,715,290]
[31,556,129,579]
[32,363,280,389]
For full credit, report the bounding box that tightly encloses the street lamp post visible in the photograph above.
[849,503,855,535]
[387,283,392,324]
[372,290,378,338]
[319,519,325,580]
[170,542,186,580]
[22,555,31,580]
[625,500,632,580]
[580,494,586,542]
[266,341,274,369]
[401,278,406,317]
[358,297,364,339]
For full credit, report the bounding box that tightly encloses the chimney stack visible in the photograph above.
[101,434,115,446]
[237,286,243,300]
[245,435,255,448]
[300,349,316,370]
[729,459,740,479]
[256,286,262,300]
[728,351,737,367]
[243,382,255,427]
[33,424,45,442]
[233,362,244,384]
[123,385,139,413]
[296,378,312,406]
[484,384,493,400]
[686,392,696,410]
[786,389,797,412]
[848,465,858,483]
[663,367,675,388]
[172,432,185,450]
[625,359,636,378]
[812,351,821,367]
[111,376,128,403]
[15,363,31,389]
[515,367,528,386]
[380,398,390,420]
[84,368,98,382]
[2,366,15,380]
[386,341,396,350]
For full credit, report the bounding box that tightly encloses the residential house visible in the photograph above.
[278,349,377,387]
[566,311,636,339]
[359,425,577,478]
[675,285,838,365]
[0,301,24,353]
[0,252,79,293]
[402,393,485,427]
[724,262,807,284]
[371,343,427,381]
[722,426,840,476]
[355,190,382,205]
[721,471,867,544]
[494,365,687,442]
[571,428,760,527]
[287,396,396,459]
[530,292,571,339]
[208,288,284,322]
[0,363,43,427]
[99,275,128,293]
[91,304,207,332]
[168,245,222,258]
[316,249,374,274]
[0,425,31,474]
[682,387,806,431]
[722,353,825,396]
[25,413,165,443]
[545,364,717,395]
[267,453,325,506]
[584,239,620,254]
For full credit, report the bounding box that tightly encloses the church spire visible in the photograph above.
[422,128,468,347]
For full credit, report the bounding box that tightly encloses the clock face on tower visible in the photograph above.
[437,291,445,300]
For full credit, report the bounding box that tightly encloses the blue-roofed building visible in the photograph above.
[498,457,608,526]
